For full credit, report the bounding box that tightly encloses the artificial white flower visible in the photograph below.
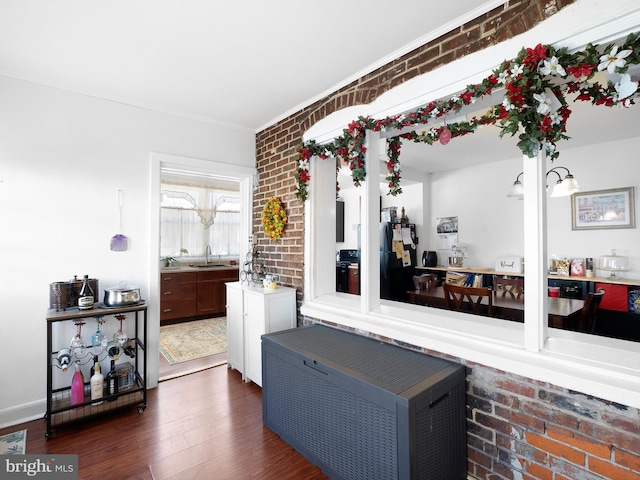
[498,70,509,85]
[598,45,632,74]
[511,63,524,77]
[451,95,460,103]
[614,73,638,101]
[298,159,309,171]
[534,88,562,115]
[430,108,440,118]
[539,56,566,77]
[533,92,552,114]
[502,98,514,111]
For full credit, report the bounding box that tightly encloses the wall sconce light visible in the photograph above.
[506,172,524,198]
[507,166,581,199]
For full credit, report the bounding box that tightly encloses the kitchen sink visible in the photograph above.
[189,264,226,268]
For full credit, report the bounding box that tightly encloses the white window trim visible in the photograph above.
[301,1,640,409]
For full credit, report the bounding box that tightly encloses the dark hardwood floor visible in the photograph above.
[1,366,328,480]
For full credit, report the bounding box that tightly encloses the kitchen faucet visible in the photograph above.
[205,245,212,265]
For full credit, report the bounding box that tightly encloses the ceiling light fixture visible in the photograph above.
[507,166,581,199]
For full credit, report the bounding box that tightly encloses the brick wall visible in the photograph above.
[466,363,640,480]
[254,1,640,478]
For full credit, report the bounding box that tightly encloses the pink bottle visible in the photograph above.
[71,362,85,406]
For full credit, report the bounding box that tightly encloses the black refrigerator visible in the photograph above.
[380,222,417,302]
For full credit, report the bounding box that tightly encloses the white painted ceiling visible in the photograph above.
[1,0,638,178]
[0,0,505,132]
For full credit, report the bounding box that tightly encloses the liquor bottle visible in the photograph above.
[90,355,99,378]
[105,360,119,401]
[90,361,104,405]
[70,362,85,406]
[78,275,94,310]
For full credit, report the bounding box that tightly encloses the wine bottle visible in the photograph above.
[57,348,72,372]
[70,362,85,406]
[106,360,119,401]
[90,355,99,378]
[123,339,136,358]
[107,341,120,361]
[90,361,104,405]
[78,275,94,310]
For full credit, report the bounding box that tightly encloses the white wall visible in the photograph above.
[0,75,255,427]
[429,137,640,277]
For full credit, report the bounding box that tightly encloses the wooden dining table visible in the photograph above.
[407,286,585,329]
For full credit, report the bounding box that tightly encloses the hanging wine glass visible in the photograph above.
[113,314,128,347]
[70,321,87,358]
[91,316,107,348]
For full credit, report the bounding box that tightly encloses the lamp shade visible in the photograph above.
[562,175,580,194]
[508,167,578,199]
[507,181,524,198]
[550,174,580,197]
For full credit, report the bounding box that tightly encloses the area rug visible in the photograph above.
[160,317,227,365]
[0,429,26,454]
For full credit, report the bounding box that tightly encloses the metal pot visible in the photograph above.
[448,256,464,268]
[103,282,141,306]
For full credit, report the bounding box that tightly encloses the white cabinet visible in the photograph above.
[225,282,245,376]
[225,282,296,386]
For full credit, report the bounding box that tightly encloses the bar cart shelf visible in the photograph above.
[45,303,147,439]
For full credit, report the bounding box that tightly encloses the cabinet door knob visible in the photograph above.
[163,308,172,313]
[163,291,172,295]
[163,276,172,281]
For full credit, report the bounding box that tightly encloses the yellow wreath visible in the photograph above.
[262,197,287,241]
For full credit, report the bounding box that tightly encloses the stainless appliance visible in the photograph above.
[336,249,359,293]
[380,222,417,301]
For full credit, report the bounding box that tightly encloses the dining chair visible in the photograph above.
[578,289,605,333]
[493,276,524,300]
[443,283,493,317]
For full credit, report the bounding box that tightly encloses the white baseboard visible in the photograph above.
[0,399,45,430]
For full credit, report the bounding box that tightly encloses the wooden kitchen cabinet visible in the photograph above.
[196,268,239,317]
[348,264,360,295]
[160,271,197,322]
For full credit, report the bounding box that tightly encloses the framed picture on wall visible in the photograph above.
[571,187,635,230]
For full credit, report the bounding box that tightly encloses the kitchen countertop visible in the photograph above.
[160,264,240,273]
[415,265,640,287]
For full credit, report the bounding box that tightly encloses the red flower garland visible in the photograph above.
[294,32,640,202]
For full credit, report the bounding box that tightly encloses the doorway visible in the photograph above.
[158,170,240,379]
[149,152,256,388]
